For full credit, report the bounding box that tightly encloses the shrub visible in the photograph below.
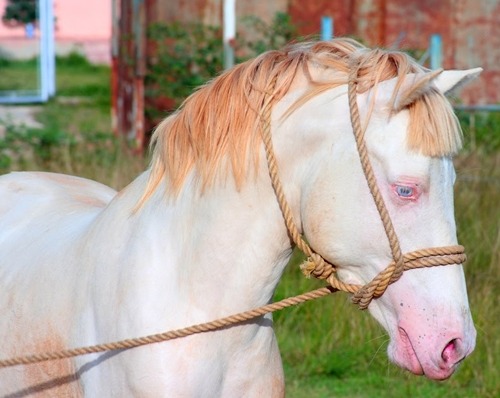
[144,12,301,125]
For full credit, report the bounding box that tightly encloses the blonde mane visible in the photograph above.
[141,38,462,202]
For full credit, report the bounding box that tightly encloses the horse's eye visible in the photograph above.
[396,185,414,198]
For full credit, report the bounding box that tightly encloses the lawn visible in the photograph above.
[0,53,145,186]
[275,145,500,397]
[0,58,39,93]
[0,57,499,397]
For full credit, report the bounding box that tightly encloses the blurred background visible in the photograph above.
[0,1,498,397]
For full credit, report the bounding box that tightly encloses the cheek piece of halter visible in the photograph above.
[260,67,467,310]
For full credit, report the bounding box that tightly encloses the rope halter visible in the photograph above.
[260,66,466,310]
[0,62,467,370]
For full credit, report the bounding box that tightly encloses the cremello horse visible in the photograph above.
[0,39,481,396]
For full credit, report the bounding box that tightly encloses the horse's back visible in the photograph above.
[0,172,116,396]
[0,171,115,239]
[0,171,116,214]
[0,171,117,276]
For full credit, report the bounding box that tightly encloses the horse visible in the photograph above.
[0,38,481,396]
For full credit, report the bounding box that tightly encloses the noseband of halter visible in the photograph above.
[260,67,466,310]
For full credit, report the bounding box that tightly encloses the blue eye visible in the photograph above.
[396,185,414,197]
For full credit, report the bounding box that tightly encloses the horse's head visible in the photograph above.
[143,38,480,380]
[280,55,481,379]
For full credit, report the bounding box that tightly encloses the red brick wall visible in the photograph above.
[288,0,495,105]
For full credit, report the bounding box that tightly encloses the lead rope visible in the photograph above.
[0,70,466,369]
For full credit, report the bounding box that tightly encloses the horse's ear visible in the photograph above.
[432,67,483,95]
[391,69,443,112]
[391,67,482,113]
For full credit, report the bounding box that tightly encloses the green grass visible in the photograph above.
[0,58,499,397]
[275,148,500,397]
[0,54,146,186]
[0,53,111,99]
[0,58,39,92]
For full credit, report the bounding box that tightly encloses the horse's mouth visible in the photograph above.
[389,326,473,380]
[392,327,424,376]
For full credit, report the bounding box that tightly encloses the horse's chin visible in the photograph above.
[389,351,458,380]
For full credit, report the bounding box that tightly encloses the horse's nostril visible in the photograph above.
[442,338,460,363]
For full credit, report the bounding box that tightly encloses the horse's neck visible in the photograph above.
[112,171,295,317]
[93,87,350,322]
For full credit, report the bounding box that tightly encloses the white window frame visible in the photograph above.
[0,0,55,104]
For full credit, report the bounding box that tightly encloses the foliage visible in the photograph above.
[145,21,223,117]
[2,0,37,26]
[0,54,141,184]
[55,51,93,68]
[457,110,500,152]
[240,12,299,56]
[145,12,300,121]
[0,122,71,170]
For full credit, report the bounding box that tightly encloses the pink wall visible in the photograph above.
[0,0,111,39]
[54,0,111,40]
[0,0,112,63]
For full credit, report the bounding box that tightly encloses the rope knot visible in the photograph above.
[349,246,466,310]
[300,253,335,279]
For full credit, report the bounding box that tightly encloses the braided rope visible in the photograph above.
[0,287,337,368]
[0,66,467,369]
[258,66,466,311]
[259,75,336,281]
[346,66,406,308]
[0,246,464,369]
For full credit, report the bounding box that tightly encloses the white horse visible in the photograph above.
[0,39,481,396]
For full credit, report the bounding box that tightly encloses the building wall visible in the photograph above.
[0,0,112,63]
[54,0,111,41]
[148,0,287,27]
[449,0,500,103]
[288,0,495,104]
